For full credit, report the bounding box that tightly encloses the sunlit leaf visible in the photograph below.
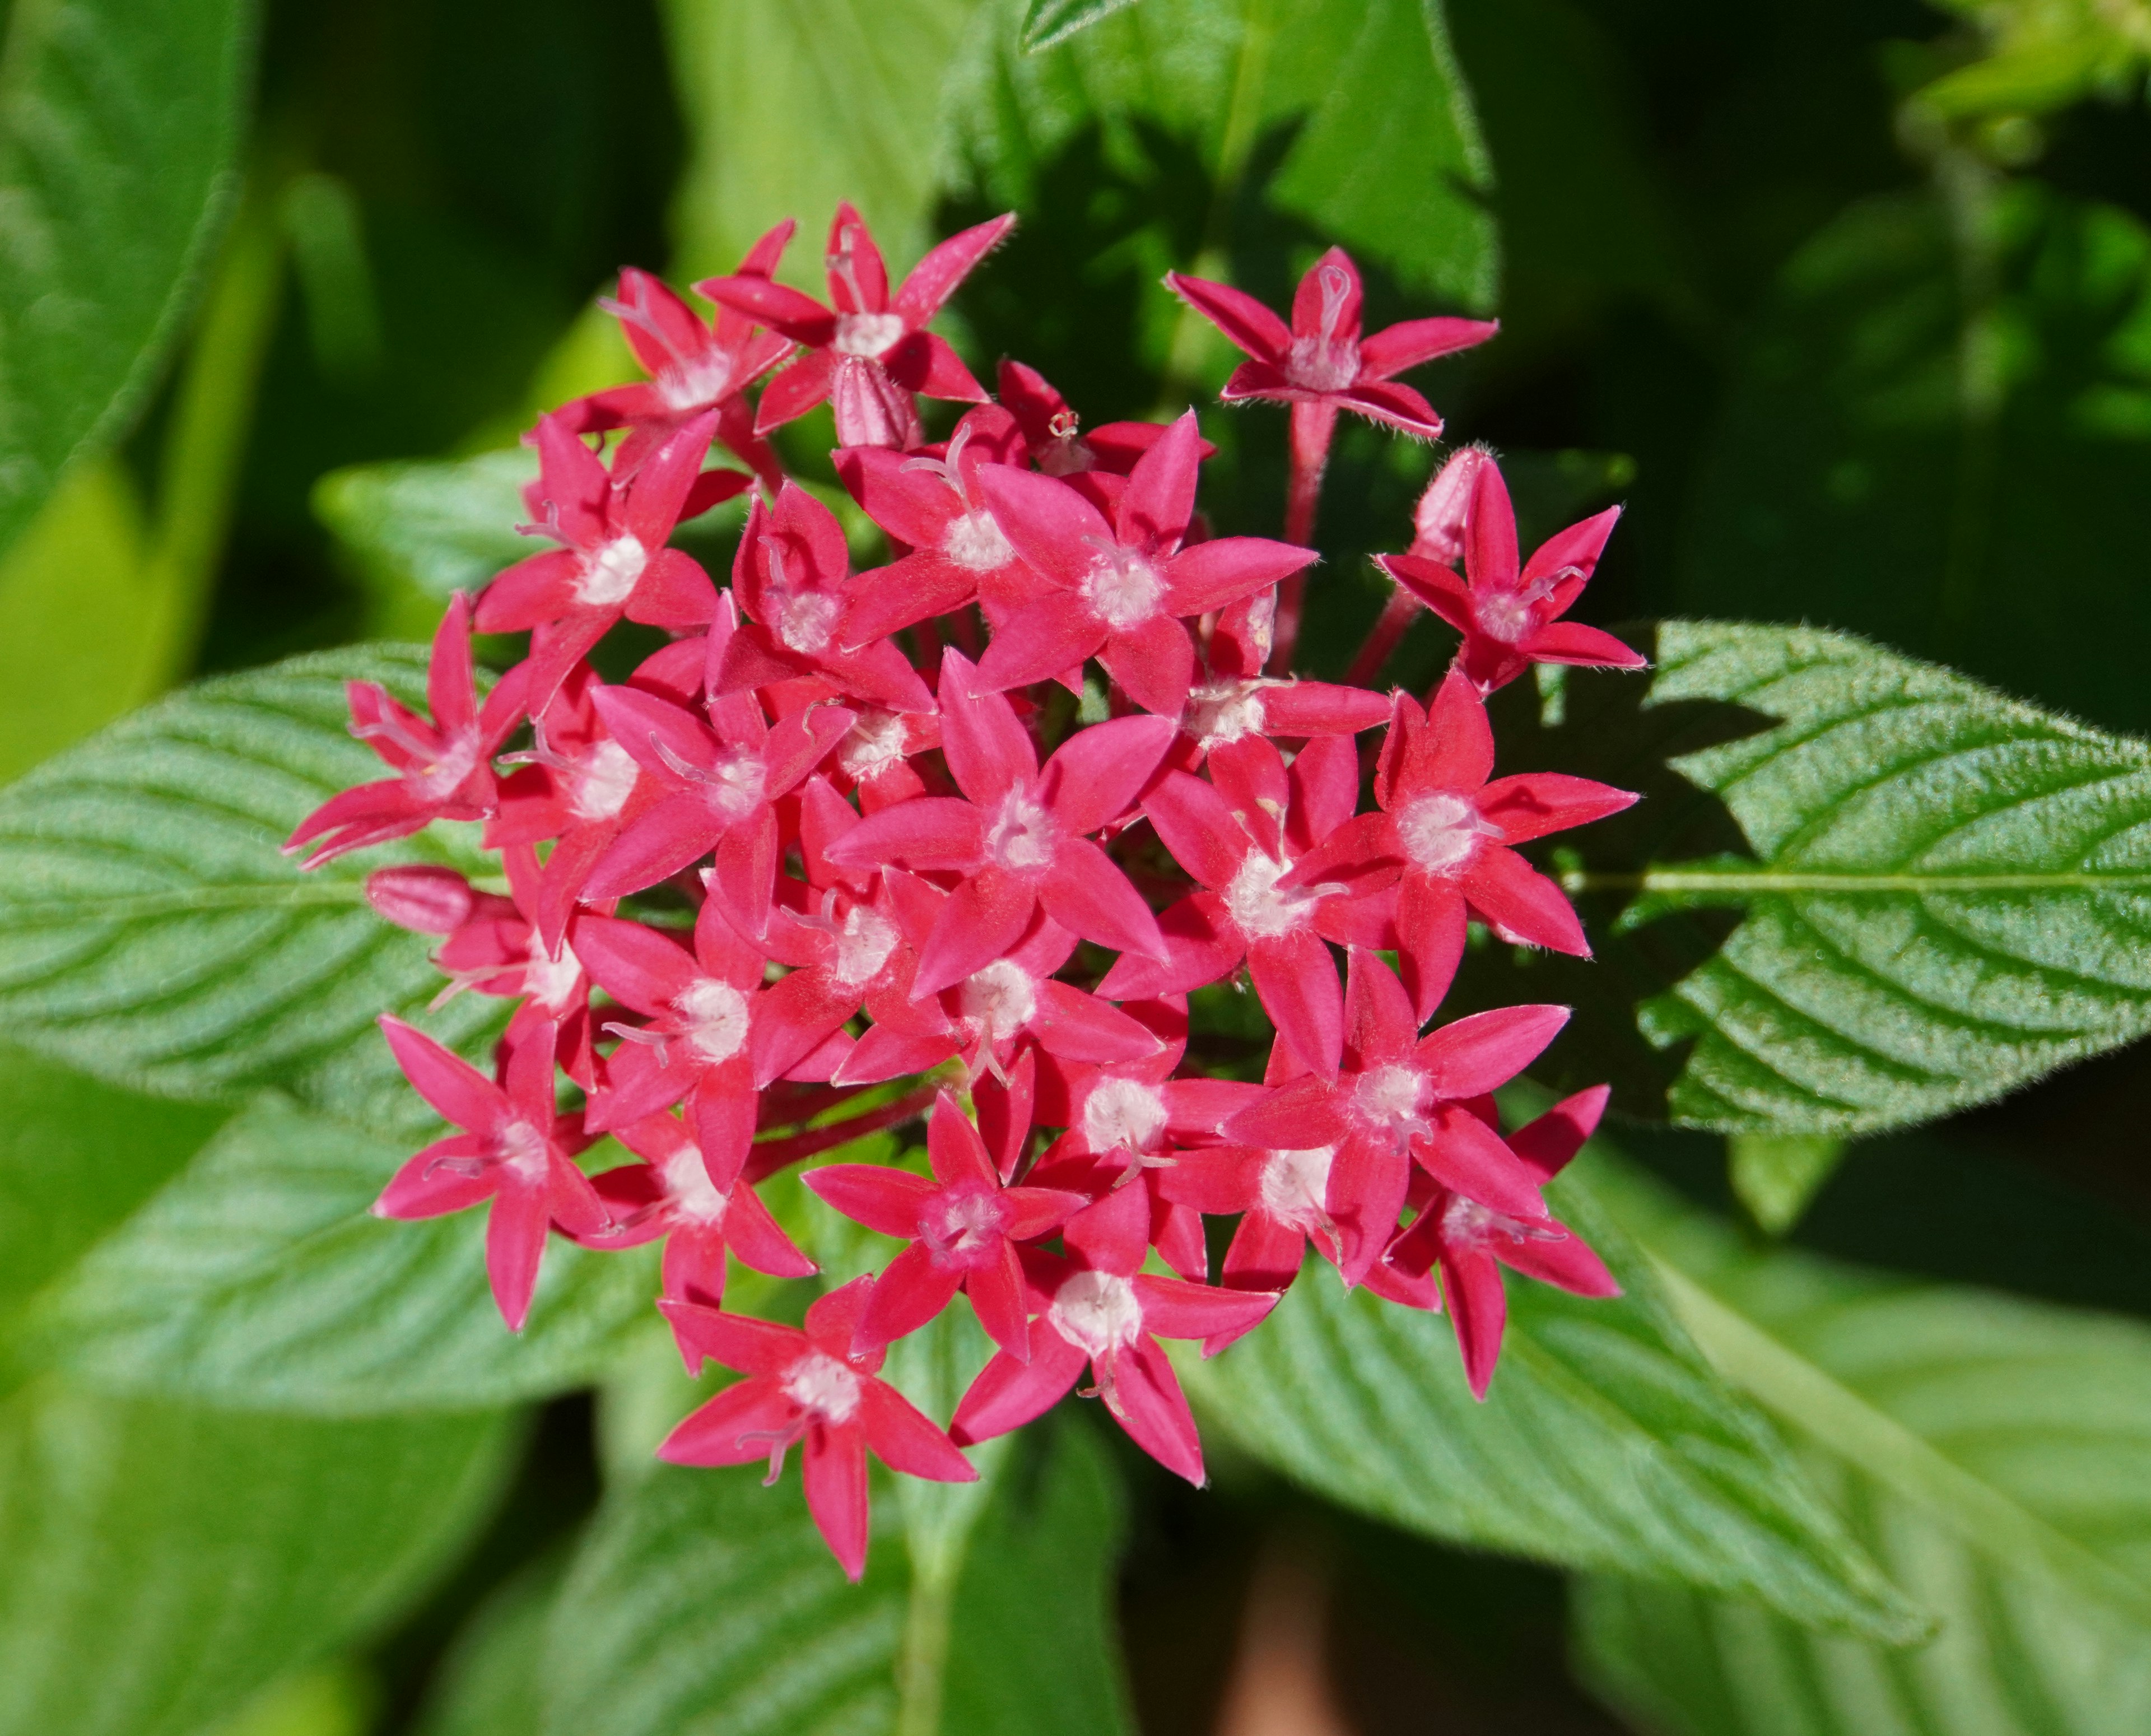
[0,1379,515,1736]
[0,645,505,1132]
[0,0,254,557]
[40,1096,659,1413]
[1019,0,1139,54]
[1183,1156,1924,1642]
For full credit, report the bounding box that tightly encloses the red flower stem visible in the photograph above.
[1269,399,1338,674]
[1344,586,1422,687]
[744,1083,938,1181]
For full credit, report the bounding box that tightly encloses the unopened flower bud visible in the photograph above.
[365,865,479,934]
[1411,444,1490,566]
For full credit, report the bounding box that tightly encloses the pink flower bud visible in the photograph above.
[365,865,478,933]
[1411,444,1489,565]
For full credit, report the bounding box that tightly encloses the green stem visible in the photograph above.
[1561,867,2151,896]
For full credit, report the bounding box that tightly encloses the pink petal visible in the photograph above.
[570,913,702,1016]
[1116,410,1201,552]
[832,1024,960,1086]
[976,463,1114,593]
[1032,979,1171,1063]
[1100,616,1196,718]
[1105,1337,1205,1484]
[974,597,1108,695]
[1337,380,1444,438]
[1162,271,1292,362]
[699,273,835,342]
[657,1376,797,1464]
[1509,1085,1609,1183]
[838,552,976,649]
[1519,619,1647,671]
[1404,670,1496,795]
[379,1016,505,1134]
[1478,772,1639,846]
[1416,1105,1544,1220]
[1095,893,1244,999]
[1154,1146,1263,1214]
[625,548,719,630]
[1416,1003,1570,1100]
[1249,929,1344,1081]
[1380,554,1472,633]
[896,211,1016,322]
[1163,536,1318,617]
[749,970,859,1089]
[1038,837,1166,960]
[1133,1272,1277,1347]
[622,409,720,547]
[1292,247,1363,343]
[723,1182,820,1278]
[836,446,955,549]
[1224,1076,1345,1151]
[691,1083,759,1192]
[1002,1184,1089,1241]
[937,648,1039,802]
[659,1298,806,1376]
[1223,1212,1309,1296]
[1260,679,1393,741]
[1042,711,1176,837]
[1327,1133,1413,1286]
[913,870,1038,997]
[1441,1248,1509,1399]
[1285,734,1359,848]
[803,1426,873,1580]
[1465,457,1519,590]
[926,1091,998,1188]
[1062,1177,1151,1274]
[485,1182,552,1332]
[857,1242,965,1348]
[891,330,989,402]
[1396,872,1469,1022]
[1520,504,1622,590]
[974,1046,1036,1181]
[825,796,985,872]
[1461,846,1590,956]
[755,347,837,432]
[966,1242,1034,1362]
[374,1137,496,1219]
[950,1337,1087,1446]
[1343,948,1418,1069]
[1358,314,1500,378]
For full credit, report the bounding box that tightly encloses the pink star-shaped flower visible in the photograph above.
[972,412,1316,716]
[659,1276,979,1580]
[1377,454,1643,694]
[997,360,1177,480]
[286,595,530,868]
[701,203,1016,449]
[1223,950,1570,1284]
[713,481,934,712]
[806,1090,1089,1361]
[1166,246,1496,440]
[372,1017,607,1332]
[475,411,738,708]
[823,648,1173,994]
[563,220,798,492]
[1375,1087,1621,1398]
[578,1109,816,1307]
[1284,672,1637,1018]
[949,1182,1275,1486]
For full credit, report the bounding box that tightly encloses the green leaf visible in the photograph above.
[412,1557,563,1736]
[0,1042,226,1326]
[1515,618,2151,1134]
[544,1404,1129,1736]
[947,0,1497,311]
[0,0,255,559]
[0,644,506,1130]
[39,1095,660,1413]
[1019,0,1138,54]
[313,451,537,635]
[1182,1155,1924,1642]
[661,0,977,280]
[1678,181,2151,738]
[1572,1176,2151,1735]
[1729,1133,1846,1236]
[0,1378,515,1736]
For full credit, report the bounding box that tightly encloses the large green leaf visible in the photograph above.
[0,0,255,558]
[0,1379,515,1736]
[660,0,979,281]
[1182,1155,1922,1642]
[313,450,536,632]
[946,0,1496,313]
[0,645,504,1131]
[1678,181,2151,738]
[544,1405,1128,1736]
[1572,1175,2151,1736]
[39,1095,659,1413]
[1455,619,2151,1134]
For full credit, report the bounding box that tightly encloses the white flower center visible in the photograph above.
[497,1119,550,1182]
[984,788,1056,873]
[578,533,649,608]
[1286,333,1361,392]
[409,733,480,800]
[1474,590,1536,644]
[833,311,905,359]
[1081,543,1167,629]
[1050,1269,1144,1360]
[942,509,1014,572]
[1184,679,1267,747]
[701,748,767,822]
[658,351,734,413]
[1396,793,1492,875]
[1083,1077,1168,1155]
[674,977,750,1063]
[838,709,908,780]
[571,737,639,821]
[1354,1062,1431,1150]
[662,1143,729,1225]
[832,904,900,986]
[523,939,581,1012]
[1441,1193,1559,1249]
[960,958,1037,1044]
[1224,850,1322,940]
[921,1186,1009,1264]
[783,1350,862,1422]
[1259,1144,1337,1232]
[776,590,839,654]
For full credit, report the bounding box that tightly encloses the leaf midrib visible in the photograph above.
[1568,867,2151,895]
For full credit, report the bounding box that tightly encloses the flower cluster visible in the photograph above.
[291,208,1645,1580]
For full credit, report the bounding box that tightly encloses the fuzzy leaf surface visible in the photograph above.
[0,1379,515,1736]
[1184,1157,1922,1641]
[1575,1183,2151,1735]
[0,0,254,557]
[40,1096,659,1414]
[0,645,505,1132]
